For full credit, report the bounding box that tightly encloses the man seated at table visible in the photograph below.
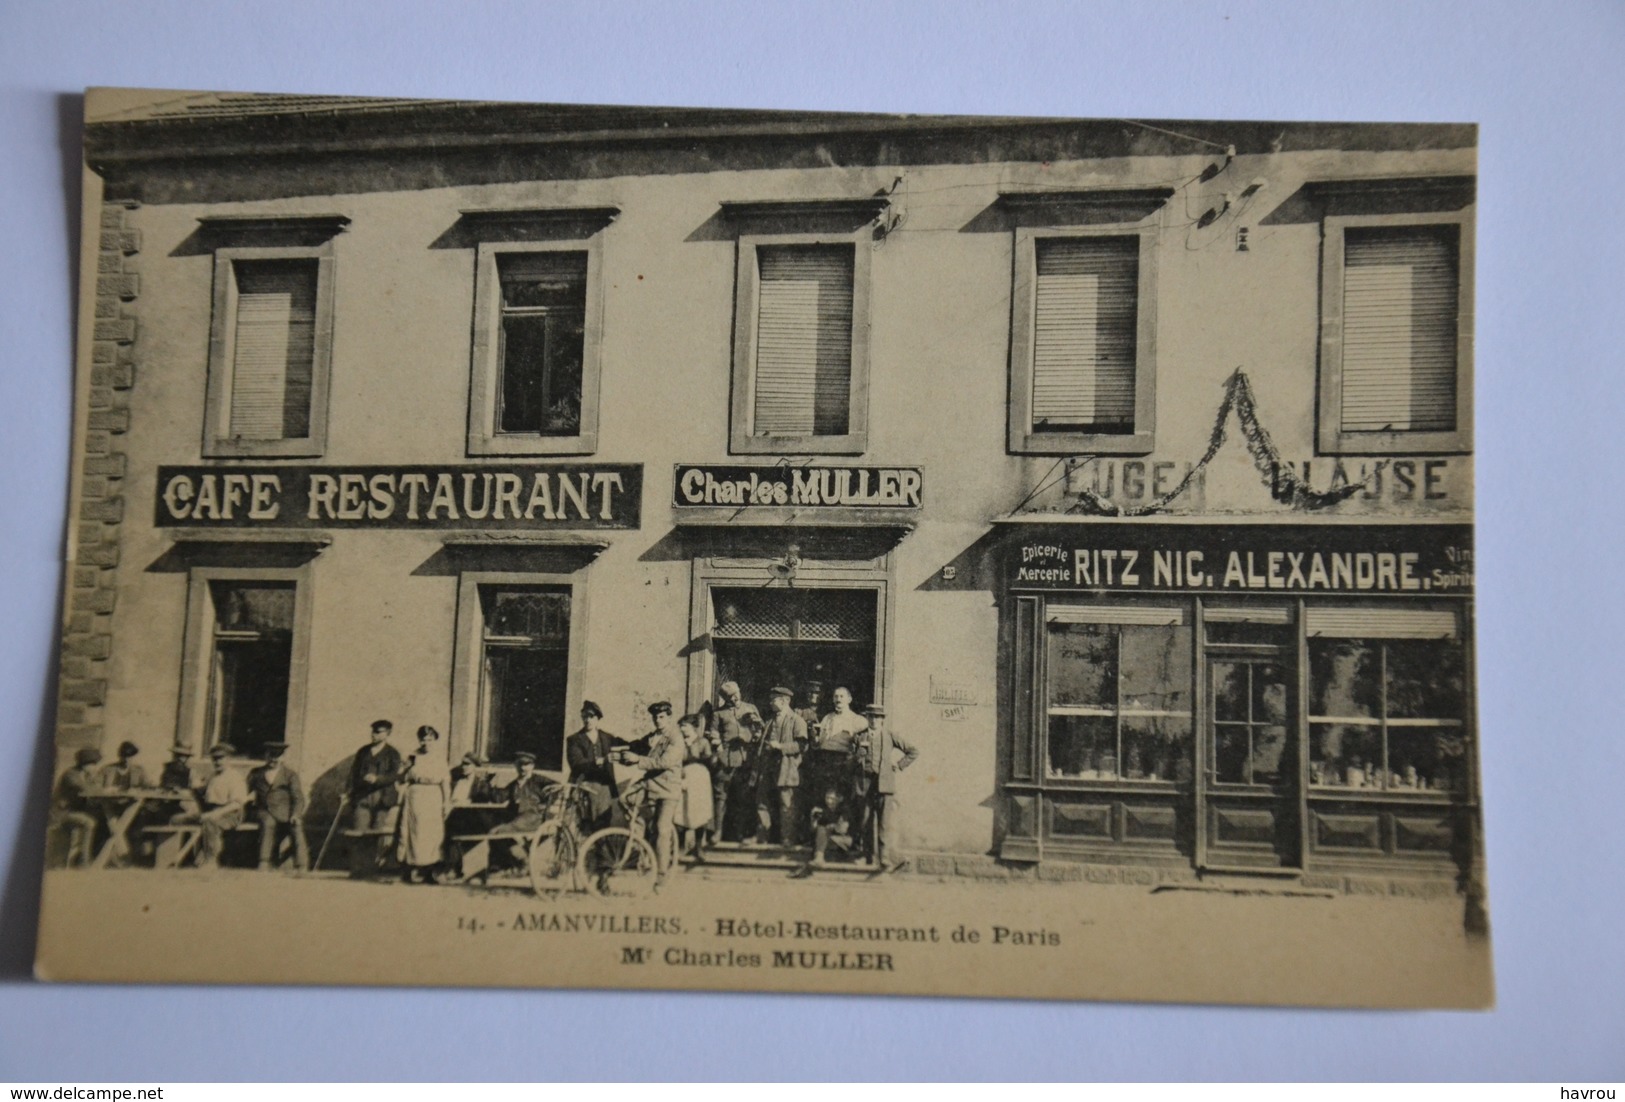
[170,743,249,869]
[50,747,102,867]
[159,744,197,793]
[249,741,309,872]
[488,750,552,870]
[97,741,149,792]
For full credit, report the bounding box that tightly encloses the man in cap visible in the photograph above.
[171,743,250,868]
[50,747,102,867]
[616,701,686,889]
[94,741,152,867]
[704,680,762,844]
[566,701,620,827]
[348,719,403,833]
[751,686,808,847]
[249,742,308,871]
[852,704,919,873]
[487,750,552,870]
[159,743,197,792]
[450,751,497,806]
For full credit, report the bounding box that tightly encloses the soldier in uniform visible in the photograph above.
[348,719,403,833]
[704,680,762,845]
[249,741,309,871]
[752,686,807,847]
[616,701,686,890]
[852,704,919,873]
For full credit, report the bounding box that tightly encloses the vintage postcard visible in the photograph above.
[34,88,1489,1007]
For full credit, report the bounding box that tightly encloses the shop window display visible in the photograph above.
[1044,620,1192,782]
[1309,637,1467,793]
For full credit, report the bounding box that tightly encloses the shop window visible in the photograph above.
[469,241,604,456]
[1043,608,1191,783]
[203,252,336,457]
[1314,177,1474,455]
[731,238,871,455]
[1009,228,1158,455]
[203,581,295,759]
[1308,625,1468,795]
[476,586,572,769]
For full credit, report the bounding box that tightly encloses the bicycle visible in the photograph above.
[450,781,597,896]
[575,777,659,897]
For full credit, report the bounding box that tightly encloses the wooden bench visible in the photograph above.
[450,825,556,879]
[145,821,260,868]
[340,828,396,878]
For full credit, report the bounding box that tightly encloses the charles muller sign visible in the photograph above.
[674,464,923,509]
[155,464,643,529]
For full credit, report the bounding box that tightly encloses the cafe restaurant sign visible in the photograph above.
[155,464,643,529]
[1005,522,1473,594]
[673,464,923,509]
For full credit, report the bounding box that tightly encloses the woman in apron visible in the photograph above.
[674,713,714,861]
[398,725,449,883]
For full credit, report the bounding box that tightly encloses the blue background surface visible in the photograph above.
[2,0,1622,1081]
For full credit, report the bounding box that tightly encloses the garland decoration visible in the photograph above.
[1067,369,1387,516]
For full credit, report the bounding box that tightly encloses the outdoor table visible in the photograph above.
[88,786,194,868]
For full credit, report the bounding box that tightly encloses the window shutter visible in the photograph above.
[1340,225,1459,433]
[1047,605,1185,626]
[1305,607,1458,639]
[1031,237,1138,431]
[229,260,318,440]
[753,244,854,436]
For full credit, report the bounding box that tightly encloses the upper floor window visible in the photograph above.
[1313,177,1475,455]
[200,215,345,458]
[723,198,886,455]
[462,206,617,457]
[1002,188,1169,456]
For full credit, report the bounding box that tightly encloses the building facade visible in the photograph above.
[64,97,1478,885]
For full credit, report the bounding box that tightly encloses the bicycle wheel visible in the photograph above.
[577,827,658,897]
[528,825,578,895]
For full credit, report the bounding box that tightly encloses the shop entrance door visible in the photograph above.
[1199,643,1303,872]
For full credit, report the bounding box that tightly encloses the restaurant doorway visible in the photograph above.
[707,585,879,844]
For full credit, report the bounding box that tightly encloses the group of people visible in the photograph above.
[48,680,919,888]
[560,681,919,885]
[49,737,311,870]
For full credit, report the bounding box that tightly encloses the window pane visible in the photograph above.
[211,581,295,633]
[1310,639,1381,718]
[1047,714,1116,779]
[1385,639,1466,719]
[754,244,853,437]
[1252,662,1289,724]
[1119,623,1192,713]
[484,588,571,643]
[230,259,317,441]
[1031,236,1138,433]
[497,252,587,436]
[1212,661,1249,722]
[1213,724,1250,784]
[1046,623,1115,708]
[1122,715,1192,782]
[1311,722,1383,788]
[1250,724,1290,786]
[1341,224,1459,433]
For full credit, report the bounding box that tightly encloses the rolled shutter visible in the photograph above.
[229,259,318,440]
[1031,236,1138,431]
[753,245,854,436]
[1047,605,1184,626]
[1305,607,1458,639]
[1340,225,1459,433]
